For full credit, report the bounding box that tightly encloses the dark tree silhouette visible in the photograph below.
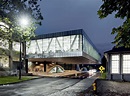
[98,0,130,48]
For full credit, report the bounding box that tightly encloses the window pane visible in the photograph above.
[123,54,130,74]
[123,55,130,60]
[36,39,42,54]
[111,55,119,74]
[27,40,36,54]
[43,39,49,52]
[63,36,70,51]
[49,38,55,52]
[112,55,119,60]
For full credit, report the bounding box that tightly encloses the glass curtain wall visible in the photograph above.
[83,36,100,61]
[27,34,82,58]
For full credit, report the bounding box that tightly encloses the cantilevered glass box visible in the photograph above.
[26,29,101,64]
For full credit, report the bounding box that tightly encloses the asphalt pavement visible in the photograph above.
[0,77,97,96]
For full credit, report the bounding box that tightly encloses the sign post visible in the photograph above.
[99,66,105,77]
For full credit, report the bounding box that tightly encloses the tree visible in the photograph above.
[0,0,43,42]
[98,0,130,48]
[0,0,43,62]
[0,0,43,73]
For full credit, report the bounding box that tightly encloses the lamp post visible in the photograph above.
[18,17,29,80]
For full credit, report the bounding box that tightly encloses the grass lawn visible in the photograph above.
[100,72,106,79]
[0,76,33,85]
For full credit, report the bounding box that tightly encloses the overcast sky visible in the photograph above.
[36,0,124,55]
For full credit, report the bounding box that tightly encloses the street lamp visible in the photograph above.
[18,16,29,80]
[19,17,29,27]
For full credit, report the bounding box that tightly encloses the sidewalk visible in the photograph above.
[48,77,97,96]
[76,77,97,96]
[74,77,97,91]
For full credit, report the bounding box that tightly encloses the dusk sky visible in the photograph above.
[36,0,124,55]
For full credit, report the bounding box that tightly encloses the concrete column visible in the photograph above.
[44,61,47,72]
[44,64,46,72]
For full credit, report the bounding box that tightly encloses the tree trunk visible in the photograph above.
[9,42,13,70]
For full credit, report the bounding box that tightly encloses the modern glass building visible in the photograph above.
[27,29,101,65]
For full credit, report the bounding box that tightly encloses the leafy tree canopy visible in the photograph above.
[0,0,43,43]
[98,0,130,48]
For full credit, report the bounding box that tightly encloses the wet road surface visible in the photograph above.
[0,77,96,96]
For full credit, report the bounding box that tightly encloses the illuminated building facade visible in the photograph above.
[105,47,130,81]
[26,29,101,72]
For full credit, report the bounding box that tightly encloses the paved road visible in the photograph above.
[0,77,96,96]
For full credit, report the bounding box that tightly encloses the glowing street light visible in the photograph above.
[18,16,29,80]
[19,17,29,27]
